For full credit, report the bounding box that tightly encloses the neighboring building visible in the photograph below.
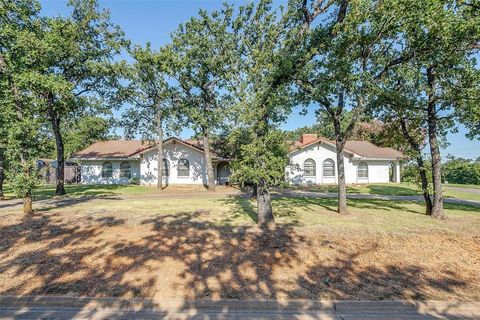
[72,134,402,186]
[286,134,402,185]
[71,137,231,186]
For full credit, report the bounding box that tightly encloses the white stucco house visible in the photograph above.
[71,134,402,186]
[286,134,402,185]
[71,137,231,186]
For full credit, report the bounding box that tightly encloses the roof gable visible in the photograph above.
[72,140,156,159]
[72,137,218,160]
[289,134,403,160]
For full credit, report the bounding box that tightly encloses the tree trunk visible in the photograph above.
[256,178,275,229]
[0,154,4,200]
[202,129,216,191]
[335,142,349,215]
[23,192,33,215]
[400,119,432,215]
[156,112,164,190]
[417,156,433,216]
[49,106,66,196]
[333,116,349,215]
[251,184,258,199]
[426,67,445,219]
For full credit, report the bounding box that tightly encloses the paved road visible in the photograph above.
[0,189,479,212]
[0,296,479,319]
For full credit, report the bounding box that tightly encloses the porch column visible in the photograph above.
[395,161,401,183]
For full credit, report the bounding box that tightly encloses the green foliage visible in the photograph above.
[230,130,289,187]
[8,161,41,198]
[130,176,140,185]
[119,43,178,140]
[285,112,393,146]
[0,0,47,200]
[225,0,303,190]
[165,5,236,136]
[63,116,110,157]
[444,156,480,185]
[401,161,432,184]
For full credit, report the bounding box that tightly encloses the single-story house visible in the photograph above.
[71,134,402,186]
[71,137,231,186]
[286,134,402,185]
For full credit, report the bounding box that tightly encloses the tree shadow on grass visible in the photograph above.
[219,195,320,225]
[290,244,467,301]
[274,196,422,215]
[0,206,476,318]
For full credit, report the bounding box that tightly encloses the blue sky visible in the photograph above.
[40,0,480,160]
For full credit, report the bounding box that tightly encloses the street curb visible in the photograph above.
[0,296,479,319]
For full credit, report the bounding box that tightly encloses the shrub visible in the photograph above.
[443,156,480,185]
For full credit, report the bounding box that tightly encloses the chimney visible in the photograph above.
[300,134,318,144]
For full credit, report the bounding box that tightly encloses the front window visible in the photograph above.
[101,162,113,178]
[304,158,316,177]
[358,161,369,178]
[177,159,189,177]
[120,162,131,179]
[162,159,170,177]
[323,159,335,177]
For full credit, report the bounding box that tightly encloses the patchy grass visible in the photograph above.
[1,183,153,200]
[289,183,421,195]
[290,183,480,201]
[445,183,480,189]
[2,182,478,201]
[1,183,227,201]
[0,194,479,301]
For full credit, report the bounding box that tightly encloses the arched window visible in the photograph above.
[101,162,113,178]
[162,159,170,177]
[177,159,189,177]
[303,158,316,177]
[358,161,369,178]
[120,161,131,178]
[323,158,335,177]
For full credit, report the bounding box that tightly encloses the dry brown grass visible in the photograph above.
[0,195,479,302]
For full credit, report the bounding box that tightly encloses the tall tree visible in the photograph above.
[0,0,46,213]
[120,43,176,190]
[36,0,126,196]
[379,0,480,218]
[0,135,5,200]
[374,83,433,215]
[296,0,413,214]
[166,7,237,191]
[228,0,331,227]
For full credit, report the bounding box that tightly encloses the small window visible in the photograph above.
[120,161,131,178]
[323,159,335,177]
[101,162,113,178]
[177,159,189,177]
[162,159,170,177]
[304,158,316,177]
[358,161,368,178]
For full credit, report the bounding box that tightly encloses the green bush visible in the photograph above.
[130,177,140,185]
[401,160,432,184]
[444,156,480,185]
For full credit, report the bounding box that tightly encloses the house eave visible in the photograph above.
[71,157,141,161]
[351,157,402,161]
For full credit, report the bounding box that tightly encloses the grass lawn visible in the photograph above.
[1,183,154,200]
[291,182,480,200]
[0,194,479,301]
[2,182,478,201]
